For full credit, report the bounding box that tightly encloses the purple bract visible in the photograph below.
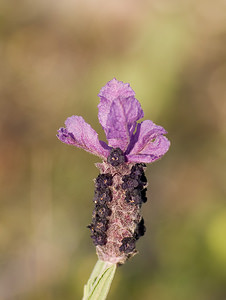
[57,78,170,163]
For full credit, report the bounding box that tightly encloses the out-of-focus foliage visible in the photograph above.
[0,0,226,299]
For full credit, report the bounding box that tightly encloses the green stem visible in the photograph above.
[82,259,117,300]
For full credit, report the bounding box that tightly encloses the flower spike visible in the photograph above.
[57,78,170,264]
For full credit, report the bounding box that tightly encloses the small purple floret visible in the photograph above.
[107,148,125,166]
[95,173,113,188]
[93,187,112,204]
[119,237,136,254]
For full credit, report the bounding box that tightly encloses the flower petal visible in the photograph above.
[98,78,136,128]
[57,116,110,159]
[127,120,170,163]
[98,78,144,151]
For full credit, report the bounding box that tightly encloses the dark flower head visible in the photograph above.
[122,175,139,190]
[107,148,125,166]
[94,204,112,218]
[95,173,113,188]
[119,237,136,254]
[92,231,107,246]
[134,218,146,240]
[125,189,143,206]
[94,220,108,232]
[131,164,146,178]
[57,78,170,163]
[141,188,147,203]
[93,187,112,204]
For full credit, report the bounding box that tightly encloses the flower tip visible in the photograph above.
[98,78,135,101]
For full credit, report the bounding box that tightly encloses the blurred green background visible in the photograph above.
[0,0,226,299]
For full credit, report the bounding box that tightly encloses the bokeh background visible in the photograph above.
[1,0,226,299]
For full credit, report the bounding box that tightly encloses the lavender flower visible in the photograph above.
[57,78,170,264]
